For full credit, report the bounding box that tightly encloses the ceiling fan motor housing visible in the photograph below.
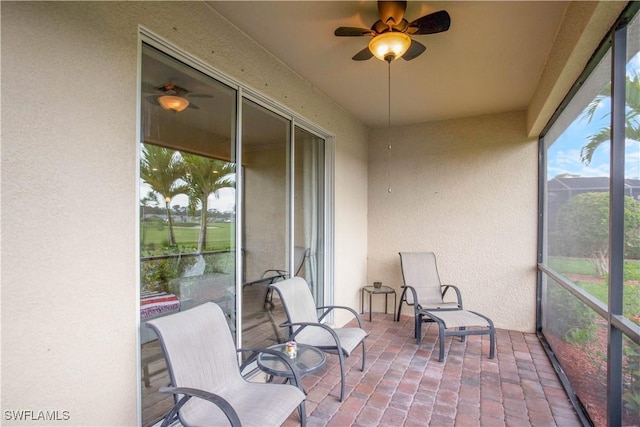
[334,1,451,62]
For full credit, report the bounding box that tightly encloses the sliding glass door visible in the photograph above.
[294,126,325,306]
[138,38,332,427]
[139,43,238,426]
[241,98,289,348]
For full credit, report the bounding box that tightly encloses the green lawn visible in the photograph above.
[548,256,640,315]
[141,222,234,250]
[548,256,598,276]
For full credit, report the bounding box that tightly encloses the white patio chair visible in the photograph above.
[270,277,367,402]
[146,302,306,427]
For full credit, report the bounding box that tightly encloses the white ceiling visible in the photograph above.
[207,1,570,129]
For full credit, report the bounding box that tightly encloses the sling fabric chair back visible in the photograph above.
[293,246,309,276]
[147,302,306,426]
[399,252,462,310]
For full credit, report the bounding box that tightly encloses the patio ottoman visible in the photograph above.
[419,309,495,361]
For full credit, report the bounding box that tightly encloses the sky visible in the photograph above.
[547,53,640,180]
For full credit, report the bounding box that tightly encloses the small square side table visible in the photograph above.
[360,285,397,322]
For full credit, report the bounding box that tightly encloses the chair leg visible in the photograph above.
[436,321,446,362]
[416,313,422,345]
[337,348,346,402]
[298,401,306,427]
[489,328,496,359]
[396,287,408,321]
[487,317,496,359]
[360,340,366,371]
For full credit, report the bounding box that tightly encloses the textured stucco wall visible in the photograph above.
[367,111,538,332]
[1,2,368,425]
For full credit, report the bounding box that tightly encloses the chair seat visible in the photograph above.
[420,309,495,361]
[419,301,460,310]
[297,327,367,356]
[422,309,491,328]
[182,382,305,427]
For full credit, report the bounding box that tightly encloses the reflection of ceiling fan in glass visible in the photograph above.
[334,1,450,62]
[144,82,212,112]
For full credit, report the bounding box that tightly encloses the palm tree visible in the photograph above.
[182,154,235,253]
[140,144,189,246]
[140,190,158,247]
[580,73,640,165]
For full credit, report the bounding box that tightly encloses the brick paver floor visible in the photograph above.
[283,312,582,427]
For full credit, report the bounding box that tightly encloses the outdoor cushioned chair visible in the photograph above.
[270,277,367,402]
[146,302,306,427]
[397,252,495,361]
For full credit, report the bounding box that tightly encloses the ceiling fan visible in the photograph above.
[334,1,450,62]
[144,82,212,112]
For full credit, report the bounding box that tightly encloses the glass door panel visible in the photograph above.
[241,98,289,348]
[139,43,237,427]
[294,126,325,306]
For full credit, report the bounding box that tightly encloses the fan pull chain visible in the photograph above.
[387,60,392,193]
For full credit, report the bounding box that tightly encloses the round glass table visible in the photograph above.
[257,343,326,385]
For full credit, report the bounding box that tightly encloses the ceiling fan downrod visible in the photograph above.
[387,60,392,193]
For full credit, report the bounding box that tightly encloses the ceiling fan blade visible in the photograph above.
[402,39,426,61]
[378,1,407,26]
[335,27,374,37]
[408,10,451,35]
[352,47,374,61]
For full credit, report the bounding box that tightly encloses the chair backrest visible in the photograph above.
[270,277,336,344]
[399,252,445,305]
[271,277,318,324]
[293,246,309,276]
[146,302,243,396]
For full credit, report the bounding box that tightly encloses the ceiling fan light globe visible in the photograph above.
[369,32,411,62]
[158,95,190,112]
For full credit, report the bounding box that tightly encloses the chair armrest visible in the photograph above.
[285,321,344,351]
[441,284,463,308]
[159,386,241,427]
[401,285,421,313]
[262,269,288,280]
[237,347,304,389]
[317,305,363,328]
